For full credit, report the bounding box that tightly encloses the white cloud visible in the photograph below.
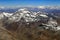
[38,6,46,9]
[0,6,5,9]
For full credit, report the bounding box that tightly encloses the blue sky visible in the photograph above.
[0,0,60,7]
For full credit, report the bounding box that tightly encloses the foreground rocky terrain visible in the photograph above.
[0,20,60,40]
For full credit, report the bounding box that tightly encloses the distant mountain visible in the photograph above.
[0,6,60,13]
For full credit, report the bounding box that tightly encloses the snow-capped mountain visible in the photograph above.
[7,8,48,22]
[0,8,49,23]
[0,6,60,22]
[0,7,60,31]
[0,12,13,19]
